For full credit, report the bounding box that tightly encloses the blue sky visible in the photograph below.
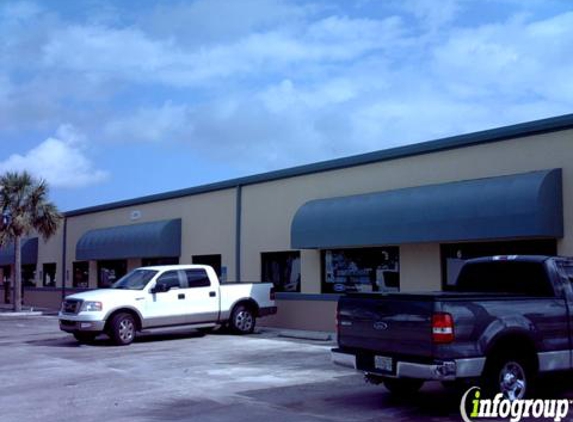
[1,0,572,211]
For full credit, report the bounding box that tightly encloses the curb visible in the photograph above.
[274,329,335,342]
[0,311,43,317]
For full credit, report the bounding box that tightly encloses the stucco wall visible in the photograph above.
[36,226,64,287]
[64,188,237,288]
[24,127,573,328]
[259,299,338,331]
[240,130,573,291]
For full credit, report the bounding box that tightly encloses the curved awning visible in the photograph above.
[0,238,39,266]
[76,219,181,260]
[291,169,563,249]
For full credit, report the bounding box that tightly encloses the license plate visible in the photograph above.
[374,355,393,372]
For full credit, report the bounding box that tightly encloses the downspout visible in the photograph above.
[61,216,67,301]
[235,185,242,282]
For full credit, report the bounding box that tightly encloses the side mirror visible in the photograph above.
[151,282,170,294]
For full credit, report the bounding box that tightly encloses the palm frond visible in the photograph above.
[0,172,62,249]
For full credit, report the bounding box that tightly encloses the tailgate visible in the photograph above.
[337,294,434,358]
[218,282,275,310]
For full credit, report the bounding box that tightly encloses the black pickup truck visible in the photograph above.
[332,255,573,399]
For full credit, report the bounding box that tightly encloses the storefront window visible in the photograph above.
[97,260,127,288]
[322,247,399,294]
[261,252,301,293]
[22,264,36,287]
[73,261,89,288]
[142,257,179,267]
[43,263,56,287]
[1,265,11,284]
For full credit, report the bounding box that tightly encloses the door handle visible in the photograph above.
[178,293,185,299]
[209,291,216,297]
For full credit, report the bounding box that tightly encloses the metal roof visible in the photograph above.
[291,169,563,248]
[65,113,573,217]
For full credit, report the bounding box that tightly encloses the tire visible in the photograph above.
[108,313,136,346]
[73,332,97,344]
[382,378,424,395]
[230,305,256,334]
[483,353,535,400]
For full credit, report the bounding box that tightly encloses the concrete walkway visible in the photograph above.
[0,303,48,316]
[0,304,336,343]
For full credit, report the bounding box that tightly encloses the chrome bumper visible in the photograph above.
[59,319,106,333]
[332,350,357,369]
[331,350,485,381]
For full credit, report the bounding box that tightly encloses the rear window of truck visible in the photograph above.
[184,269,211,288]
[455,261,554,297]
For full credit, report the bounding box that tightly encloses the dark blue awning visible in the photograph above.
[76,219,181,260]
[0,238,39,266]
[291,169,563,249]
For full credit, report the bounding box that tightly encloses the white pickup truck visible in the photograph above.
[58,265,277,345]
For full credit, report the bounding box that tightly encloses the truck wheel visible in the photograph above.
[73,332,97,344]
[382,378,424,395]
[483,354,535,400]
[109,313,136,346]
[230,305,256,334]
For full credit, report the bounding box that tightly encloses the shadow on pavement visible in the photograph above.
[26,329,208,347]
[243,376,573,422]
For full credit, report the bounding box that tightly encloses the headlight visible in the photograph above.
[80,301,103,312]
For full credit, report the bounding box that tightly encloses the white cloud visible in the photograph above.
[400,0,461,31]
[2,0,573,182]
[0,125,109,188]
[142,0,315,46]
[40,13,404,87]
[103,102,191,143]
[431,12,573,102]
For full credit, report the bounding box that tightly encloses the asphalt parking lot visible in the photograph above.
[2,315,573,422]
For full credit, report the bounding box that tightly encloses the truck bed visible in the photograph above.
[337,291,566,361]
[333,256,573,394]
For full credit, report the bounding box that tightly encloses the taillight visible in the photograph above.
[270,287,276,301]
[432,313,454,344]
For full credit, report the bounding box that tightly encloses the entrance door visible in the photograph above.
[1,265,11,304]
[192,255,222,277]
[1,265,11,284]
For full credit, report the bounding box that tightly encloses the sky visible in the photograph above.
[1,0,573,212]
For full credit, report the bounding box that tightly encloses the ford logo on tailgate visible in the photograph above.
[373,321,388,331]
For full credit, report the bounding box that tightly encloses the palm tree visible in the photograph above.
[0,171,62,311]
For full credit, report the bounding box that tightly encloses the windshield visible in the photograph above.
[111,269,158,290]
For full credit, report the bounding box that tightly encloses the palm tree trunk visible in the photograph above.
[13,236,22,312]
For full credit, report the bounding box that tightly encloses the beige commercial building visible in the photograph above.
[1,114,572,332]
